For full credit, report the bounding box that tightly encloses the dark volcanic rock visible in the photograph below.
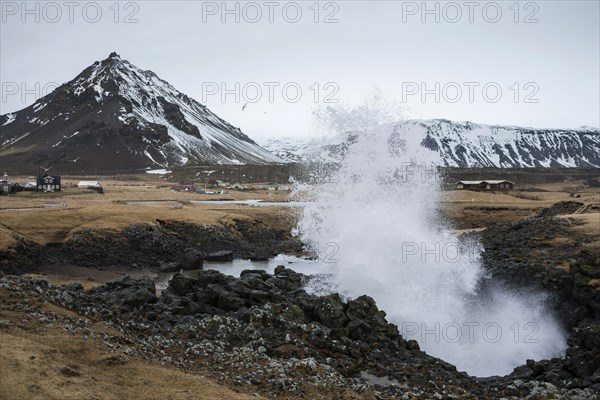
[1,210,599,398]
[165,273,198,296]
[148,268,472,389]
[0,238,46,273]
[179,248,204,270]
[89,275,157,306]
[205,250,234,262]
[314,294,348,328]
[2,220,302,273]
[533,201,585,218]
[477,216,600,393]
[2,266,599,399]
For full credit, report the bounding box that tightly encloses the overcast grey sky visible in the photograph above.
[1,1,599,138]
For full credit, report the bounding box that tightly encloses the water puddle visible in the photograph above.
[154,255,336,292]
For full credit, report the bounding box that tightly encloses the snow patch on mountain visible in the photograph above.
[2,113,17,126]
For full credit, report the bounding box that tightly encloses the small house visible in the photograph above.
[483,180,514,190]
[0,180,14,195]
[456,180,485,190]
[37,175,61,192]
[456,180,514,191]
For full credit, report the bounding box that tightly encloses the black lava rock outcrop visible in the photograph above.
[476,216,600,394]
[0,220,303,274]
[1,266,599,399]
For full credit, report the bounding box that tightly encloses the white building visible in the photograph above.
[77,180,102,188]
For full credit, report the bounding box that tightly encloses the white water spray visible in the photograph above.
[295,121,567,377]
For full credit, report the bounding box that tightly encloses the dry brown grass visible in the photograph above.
[0,203,296,248]
[1,179,598,248]
[439,184,600,229]
[0,180,296,249]
[558,213,600,251]
[440,187,578,207]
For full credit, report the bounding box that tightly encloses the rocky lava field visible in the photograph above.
[0,202,599,399]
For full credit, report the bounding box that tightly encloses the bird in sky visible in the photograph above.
[242,102,248,111]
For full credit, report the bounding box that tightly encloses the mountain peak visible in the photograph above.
[0,53,282,168]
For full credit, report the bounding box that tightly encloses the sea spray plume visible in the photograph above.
[310,88,408,137]
[294,121,567,377]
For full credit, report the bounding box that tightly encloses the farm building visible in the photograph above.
[456,180,514,191]
[78,180,104,193]
[37,175,61,192]
[170,183,196,192]
[78,180,101,188]
[456,181,485,190]
[483,180,515,190]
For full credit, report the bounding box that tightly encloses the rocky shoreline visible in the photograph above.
[0,220,303,275]
[476,216,600,394]
[1,267,597,399]
[0,204,599,398]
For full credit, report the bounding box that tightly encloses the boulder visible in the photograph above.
[124,287,158,307]
[205,250,234,262]
[158,261,181,273]
[205,283,246,311]
[90,275,157,307]
[166,273,197,296]
[346,295,379,320]
[249,247,273,261]
[314,294,348,329]
[196,270,231,286]
[179,248,204,270]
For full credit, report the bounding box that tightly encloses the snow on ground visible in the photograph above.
[146,169,172,175]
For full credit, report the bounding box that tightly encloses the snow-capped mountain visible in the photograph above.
[0,52,282,168]
[259,120,600,168]
[256,136,341,163]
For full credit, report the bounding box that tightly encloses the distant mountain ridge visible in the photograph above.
[0,52,282,169]
[259,119,600,168]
